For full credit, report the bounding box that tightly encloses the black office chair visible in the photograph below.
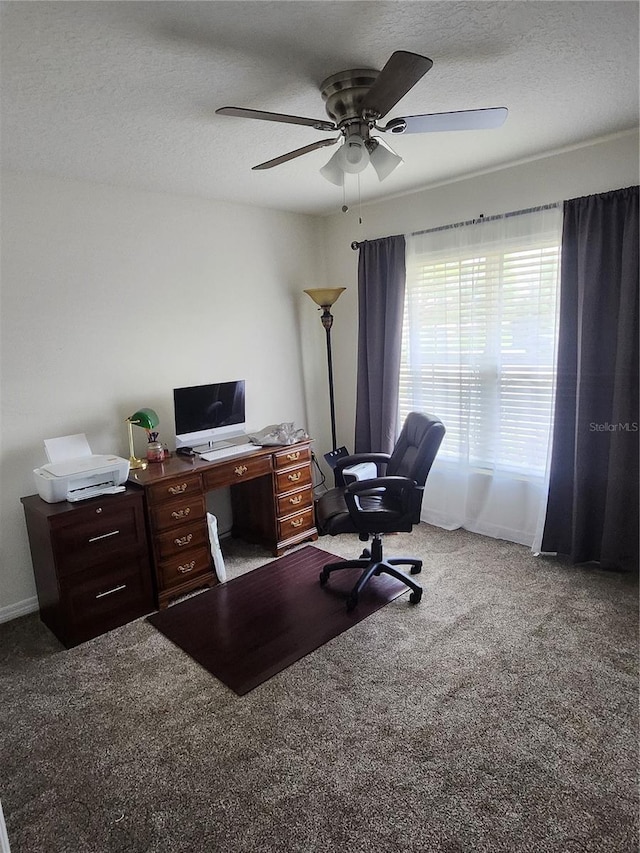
[315,412,445,611]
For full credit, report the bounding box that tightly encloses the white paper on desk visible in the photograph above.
[44,433,93,464]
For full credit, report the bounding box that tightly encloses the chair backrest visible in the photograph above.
[317,411,445,537]
[387,412,446,518]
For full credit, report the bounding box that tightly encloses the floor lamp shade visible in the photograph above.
[304,288,345,451]
[303,288,346,309]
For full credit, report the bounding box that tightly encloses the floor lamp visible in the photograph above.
[304,287,346,452]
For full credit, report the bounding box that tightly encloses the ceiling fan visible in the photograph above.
[216,51,507,186]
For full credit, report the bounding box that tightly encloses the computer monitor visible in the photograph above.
[173,380,246,450]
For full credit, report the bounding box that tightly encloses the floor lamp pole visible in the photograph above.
[303,287,346,454]
[321,308,338,452]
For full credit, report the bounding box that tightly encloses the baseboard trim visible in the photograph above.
[0,597,39,625]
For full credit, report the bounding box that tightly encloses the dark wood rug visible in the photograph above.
[147,545,408,695]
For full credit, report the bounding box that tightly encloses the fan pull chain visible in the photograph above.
[357,173,363,225]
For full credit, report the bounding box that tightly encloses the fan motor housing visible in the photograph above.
[320,69,379,126]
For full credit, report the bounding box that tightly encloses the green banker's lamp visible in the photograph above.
[126,408,159,470]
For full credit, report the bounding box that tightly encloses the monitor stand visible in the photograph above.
[192,434,248,453]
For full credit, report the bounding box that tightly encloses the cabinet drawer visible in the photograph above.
[150,495,206,532]
[64,555,153,635]
[203,455,272,490]
[277,507,315,541]
[158,546,212,589]
[52,500,146,575]
[276,485,313,518]
[147,474,202,506]
[156,520,209,560]
[273,446,311,470]
[275,464,312,494]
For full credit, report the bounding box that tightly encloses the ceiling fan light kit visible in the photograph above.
[368,139,404,182]
[319,150,346,187]
[337,134,369,173]
[216,50,507,190]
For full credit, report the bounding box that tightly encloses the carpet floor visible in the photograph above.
[0,524,637,853]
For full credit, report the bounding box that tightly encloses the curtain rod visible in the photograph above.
[350,201,561,249]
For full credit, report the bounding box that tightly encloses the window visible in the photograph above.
[400,208,562,478]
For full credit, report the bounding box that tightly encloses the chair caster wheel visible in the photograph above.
[410,562,423,575]
[346,594,358,612]
[319,569,329,586]
[409,590,422,604]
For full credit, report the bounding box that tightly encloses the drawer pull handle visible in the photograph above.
[234,465,248,477]
[171,508,191,520]
[88,530,120,543]
[286,451,300,462]
[95,584,126,599]
[288,472,302,482]
[177,561,196,574]
[291,517,304,528]
[174,534,193,547]
[168,483,188,495]
[289,494,303,505]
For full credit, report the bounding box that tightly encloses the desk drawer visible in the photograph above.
[274,446,312,470]
[158,546,212,588]
[277,507,315,542]
[203,455,272,490]
[276,485,313,518]
[156,520,208,560]
[150,495,206,533]
[275,465,312,494]
[147,474,202,506]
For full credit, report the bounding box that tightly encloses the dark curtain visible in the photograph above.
[354,235,406,454]
[542,186,639,571]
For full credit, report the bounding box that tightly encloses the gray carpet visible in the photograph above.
[1,524,637,853]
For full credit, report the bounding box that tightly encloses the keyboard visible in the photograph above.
[198,443,260,462]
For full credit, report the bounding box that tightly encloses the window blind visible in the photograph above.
[401,210,561,477]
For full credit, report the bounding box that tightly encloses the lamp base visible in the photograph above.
[129,456,148,470]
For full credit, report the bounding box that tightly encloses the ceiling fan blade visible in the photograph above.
[252,137,339,170]
[361,51,433,120]
[383,107,509,134]
[216,106,336,132]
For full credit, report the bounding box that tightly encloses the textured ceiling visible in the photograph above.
[1,1,638,215]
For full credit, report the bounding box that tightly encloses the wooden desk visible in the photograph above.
[128,440,317,608]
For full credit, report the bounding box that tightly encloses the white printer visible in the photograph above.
[33,433,129,503]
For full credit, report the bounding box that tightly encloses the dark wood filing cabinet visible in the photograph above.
[21,489,154,648]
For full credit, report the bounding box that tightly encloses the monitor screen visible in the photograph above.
[173,380,246,448]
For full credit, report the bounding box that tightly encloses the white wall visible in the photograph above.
[0,173,328,617]
[319,131,640,449]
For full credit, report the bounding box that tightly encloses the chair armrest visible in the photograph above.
[343,476,422,533]
[334,453,391,472]
[344,476,418,518]
[344,475,416,495]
